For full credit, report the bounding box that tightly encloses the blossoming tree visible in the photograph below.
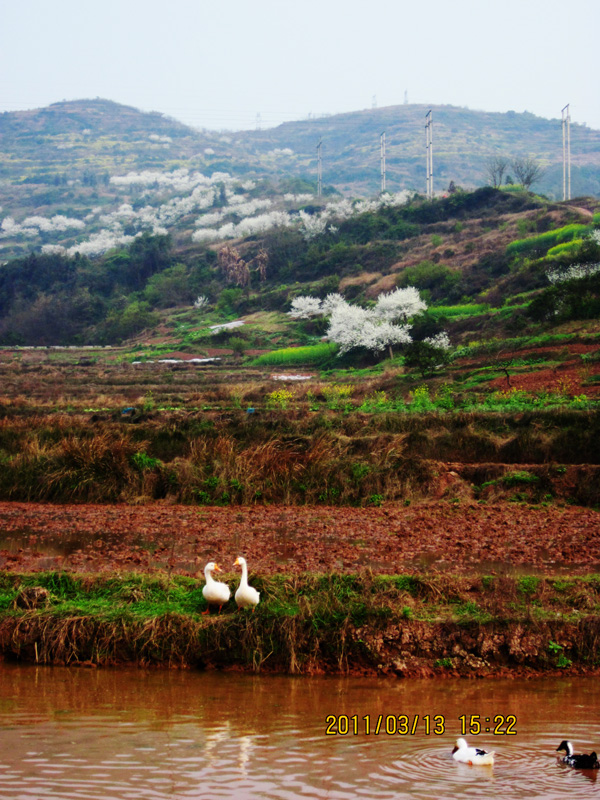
[288,287,438,359]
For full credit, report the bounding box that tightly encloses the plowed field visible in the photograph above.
[1,501,599,575]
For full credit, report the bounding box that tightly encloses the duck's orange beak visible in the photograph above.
[213,564,221,572]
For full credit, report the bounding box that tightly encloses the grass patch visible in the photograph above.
[252,343,339,366]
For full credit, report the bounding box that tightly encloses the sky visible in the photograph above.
[1,0,598,132]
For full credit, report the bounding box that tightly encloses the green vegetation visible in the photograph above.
[506,224,591,258]
[3,571,600,673]
[253,343,338,367]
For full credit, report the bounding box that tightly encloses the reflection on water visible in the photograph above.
[1,666,600,799]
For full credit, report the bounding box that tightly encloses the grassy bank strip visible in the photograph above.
[2,572,600,675]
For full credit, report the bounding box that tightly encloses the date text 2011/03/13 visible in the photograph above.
[324,714,517,736]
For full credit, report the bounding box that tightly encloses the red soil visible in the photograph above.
[1,501,599,576]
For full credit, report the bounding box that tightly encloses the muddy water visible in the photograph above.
[0,666,599,799]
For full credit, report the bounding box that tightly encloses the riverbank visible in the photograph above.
[2,571,600,676]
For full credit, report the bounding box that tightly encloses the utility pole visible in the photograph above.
[425,110,433,199]
[380,132,386,193]
[317,139,322,198]
[562,104,571,201]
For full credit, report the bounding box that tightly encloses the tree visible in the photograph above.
[287,288,440,359]
[511,157,545,191]
[217,246,250,287]
[228,336,248,358]
[250,248,268,281]
[373,287,427,321]
[327,303,412,356]
[403,336,452,377]
[288,295,323,319]
[327,289,425,358]
[485,155,510,188]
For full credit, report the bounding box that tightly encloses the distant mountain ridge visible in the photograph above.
[0,99,599,262]
[1,98,599,198]
[236,103,600,198]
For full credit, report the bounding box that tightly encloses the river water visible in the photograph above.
[0,665,599,799]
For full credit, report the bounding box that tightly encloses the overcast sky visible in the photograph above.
[1,0,598,131]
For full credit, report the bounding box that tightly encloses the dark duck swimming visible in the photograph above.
[556,740,600,769]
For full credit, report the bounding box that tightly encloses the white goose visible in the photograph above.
[233,556,260,610]
[452,738,495,766]
[202,562,231,614]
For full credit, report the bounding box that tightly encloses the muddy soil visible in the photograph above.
[0,501,598,576]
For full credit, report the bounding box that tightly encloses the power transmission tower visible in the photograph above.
[380,132,386,193]
[562,104,571,201]
[317,139,322,198]
[425,110,433,199]
[372,94,377,109]
[255,112,262,131]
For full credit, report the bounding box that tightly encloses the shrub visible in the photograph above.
[267,389,294,410]
[396,261,460,301]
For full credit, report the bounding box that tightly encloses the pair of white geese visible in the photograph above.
[202,557,259,613]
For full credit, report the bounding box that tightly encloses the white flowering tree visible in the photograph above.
[288,295,324,319]
[327,303,412,356]
[373,287,427,321]
[288,287,432,359]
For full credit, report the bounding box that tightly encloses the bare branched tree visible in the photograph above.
[485,155,510,187]
[250,248,269,282]
[217,245,250,287]
[511,157,545,191]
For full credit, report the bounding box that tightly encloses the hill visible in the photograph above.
[235,103,600,198]
[1,99,599,262]
[0,183,599,513]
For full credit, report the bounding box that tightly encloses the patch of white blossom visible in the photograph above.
[287,288,430,355]
[547,230,600,284]
[0,214,86,238]
[424,332,452,350]
[297,211,328,239]
[327,303,412,354]
[0,163,414,259]
[283,193,313,204]
[192,210,293,243]
[374,287,427,321]
[547,263,600,284]
[288,296,324,319]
